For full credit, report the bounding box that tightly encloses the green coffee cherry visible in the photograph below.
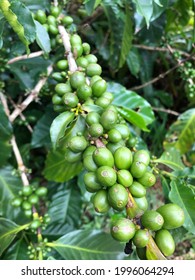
[22,201,32,210]
[130,161,147,178]
[70,34,82,45]
[114,147,133,170]
[55,83,72,96]
[86,112,100,125]
[155,229,175,257]
[77,84,92,101]
[11,197,22,207]
[30,219,41,230]
[76,57,89,68]
[95,97,111,109]
[56,59,68,70]
[36,10,47,24]
[63,92,79,108]
[96,166,117,187]
[129,181,146,198]
[133,150,150,166]
[83,145,96,158]
[24,209,32,218]
[137,172,156,188]
[35,187,48,197]
[92,189,110,213]
[93,147,114,167]
[82,43,91,55]
[85,54,98,64]
[106,140,125,154]
[68,136,88,152]
[111,218,136,242]
[52,72,64,82]
[88,123,104,137]
[28,194,39,205]
[84,172,102,193]
[133,229,149,248]
[83,155,98,171]
[72,44,83,58]
[65,149,82,163]
[62,16,73,26]
[108,184,128,211]
[52,94,62,105]
[49,24,58,35]
[107,129,122,143]
[100,109,118,130]
[156,203,185,230]
[90,75,102,86]
[22,186,33,196]
[117,170,133,187]
[134,197,148,212]
[92,79,107,97]
[70,71,85,89]
[50,6,61,17]
[101,91,114,102]
[114,124,130,139]
[86,63,102,77]
[141,210,164,231]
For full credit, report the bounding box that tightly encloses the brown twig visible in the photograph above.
[133,44,194,59]
[130,56,192,91]
[0,92,30,186]
[8,51,44,65]
[9,65,53,122]
[152,107,179,116]
[58,25,78,72]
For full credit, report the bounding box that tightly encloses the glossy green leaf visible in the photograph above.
[84,0,102,15]
[31,108,56,148]
[43,149,83,183]
[0,141,11,167]
[0,218,29,256]
[51,230,125,260]
[22,0,50,11]
[164,109,195,154]
[126,48,141,77]
[132,0,153,27]
[153,147,185,171]
[119,4,133,68]
[35,20,51,53]
[0,103,12,141]
[169,179,195,234]
[117,107,150,132]
[0,166,23,221]
[50,111,75,150]
[108,82,154,127]
[172,167,195,194]
[2,239,28,260]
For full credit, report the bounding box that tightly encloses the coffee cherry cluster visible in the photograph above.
[27,238,51,260]
[11,185,48,217]
[34,8,185,259]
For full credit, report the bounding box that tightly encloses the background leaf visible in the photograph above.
[52,229,125,260]
[0,218,28,256]
[164,109,195,154]
[1,238,28,260]
[153,147,185,171]
[35,20,51,53]
[43,149,83,183]
[169,179,195,234]
[108,82,154,126]
[50,111,75,149]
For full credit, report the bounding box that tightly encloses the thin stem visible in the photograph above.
[0,93,30,186]
[152,107,179,116]
[58,25,78,72]
[8,51,44,64]
[130,57,193,91]
[9,65,53,122]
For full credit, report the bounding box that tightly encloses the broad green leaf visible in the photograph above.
[51,230,125,260]
[169,180,195,234]
[0,103,12,141]
[0,218,29,256]
[126,48,141,77]
[119,4,133,68]
[172,167,195,194]
[59,115,86,148]
[10,57,51,90]
[2,238,28,260]
[164,109,195,154]
[132,0,153,28]
[50,111,75,149]
[84,0,102,15]
[0,1,36,52]
[160,175,170,201]
[43,149,83,183]
[153,147,185,171]
[0,166,23,221]
[102,0,125,69]
[22,0,50,11]
[108,82,154,126]
[31,108,56,148]
[117,107,150,132]
[43,223,75,239]
[35,20,51,53]
[47,181,82,226]
[0,141,11,167]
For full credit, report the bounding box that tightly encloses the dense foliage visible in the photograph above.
[0,0,195,260]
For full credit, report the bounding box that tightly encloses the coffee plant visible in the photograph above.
[0,0,195,260]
